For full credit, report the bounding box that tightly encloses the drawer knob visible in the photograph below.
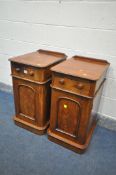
[59,79,65,85]
[76,83,84,90]
[16,68,20,72]
[29,71,34,76]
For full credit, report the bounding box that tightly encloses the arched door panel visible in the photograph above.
[56,97,81,138]
[18,84,36,121]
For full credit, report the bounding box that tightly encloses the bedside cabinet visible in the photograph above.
[9,50,67,134]
[48,56,110,153]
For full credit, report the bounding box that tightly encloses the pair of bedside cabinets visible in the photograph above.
[9,49,110,153]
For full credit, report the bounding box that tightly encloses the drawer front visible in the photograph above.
[52,75,91,96]
[11,63,41,82]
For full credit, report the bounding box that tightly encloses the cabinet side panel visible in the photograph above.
[87,82,104,134]
[36,81,51,127]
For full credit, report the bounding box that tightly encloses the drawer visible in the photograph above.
[52,75,92,96]
[11,63,40,82]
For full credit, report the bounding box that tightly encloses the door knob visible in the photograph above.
[59,79,65,85]
[29,71,34,76]
[76,83,84,90]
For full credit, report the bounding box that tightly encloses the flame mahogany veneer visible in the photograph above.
[48,56,110,153]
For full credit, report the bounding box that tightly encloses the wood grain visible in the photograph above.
[10,49,67,134]
[48,55,110,153]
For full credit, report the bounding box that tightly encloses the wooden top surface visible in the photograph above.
[9,49,67,68]
[51,56,110,81]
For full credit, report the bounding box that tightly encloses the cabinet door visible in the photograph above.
[18,84,35,120]
[13,78,38,124]
[56,97,81,137]
[51,90,82,138]
[50,89,92,143]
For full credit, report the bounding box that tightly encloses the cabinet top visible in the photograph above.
[9,49,67,68]
[51,56,110,81]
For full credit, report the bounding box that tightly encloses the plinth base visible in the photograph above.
[48,120,97,154]
[13,116,49,135]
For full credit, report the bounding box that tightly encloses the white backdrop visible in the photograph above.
[0,0,116,121]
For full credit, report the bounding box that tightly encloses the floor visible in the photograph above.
[0,90,116,175]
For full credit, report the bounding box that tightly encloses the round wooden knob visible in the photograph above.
[29,71,34,76]
[16,68,20,72]
[59,79,65,85]
[76,83,84,90]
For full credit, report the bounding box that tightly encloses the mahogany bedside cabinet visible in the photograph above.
[48,56,110,153]
[9,50,67,135]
